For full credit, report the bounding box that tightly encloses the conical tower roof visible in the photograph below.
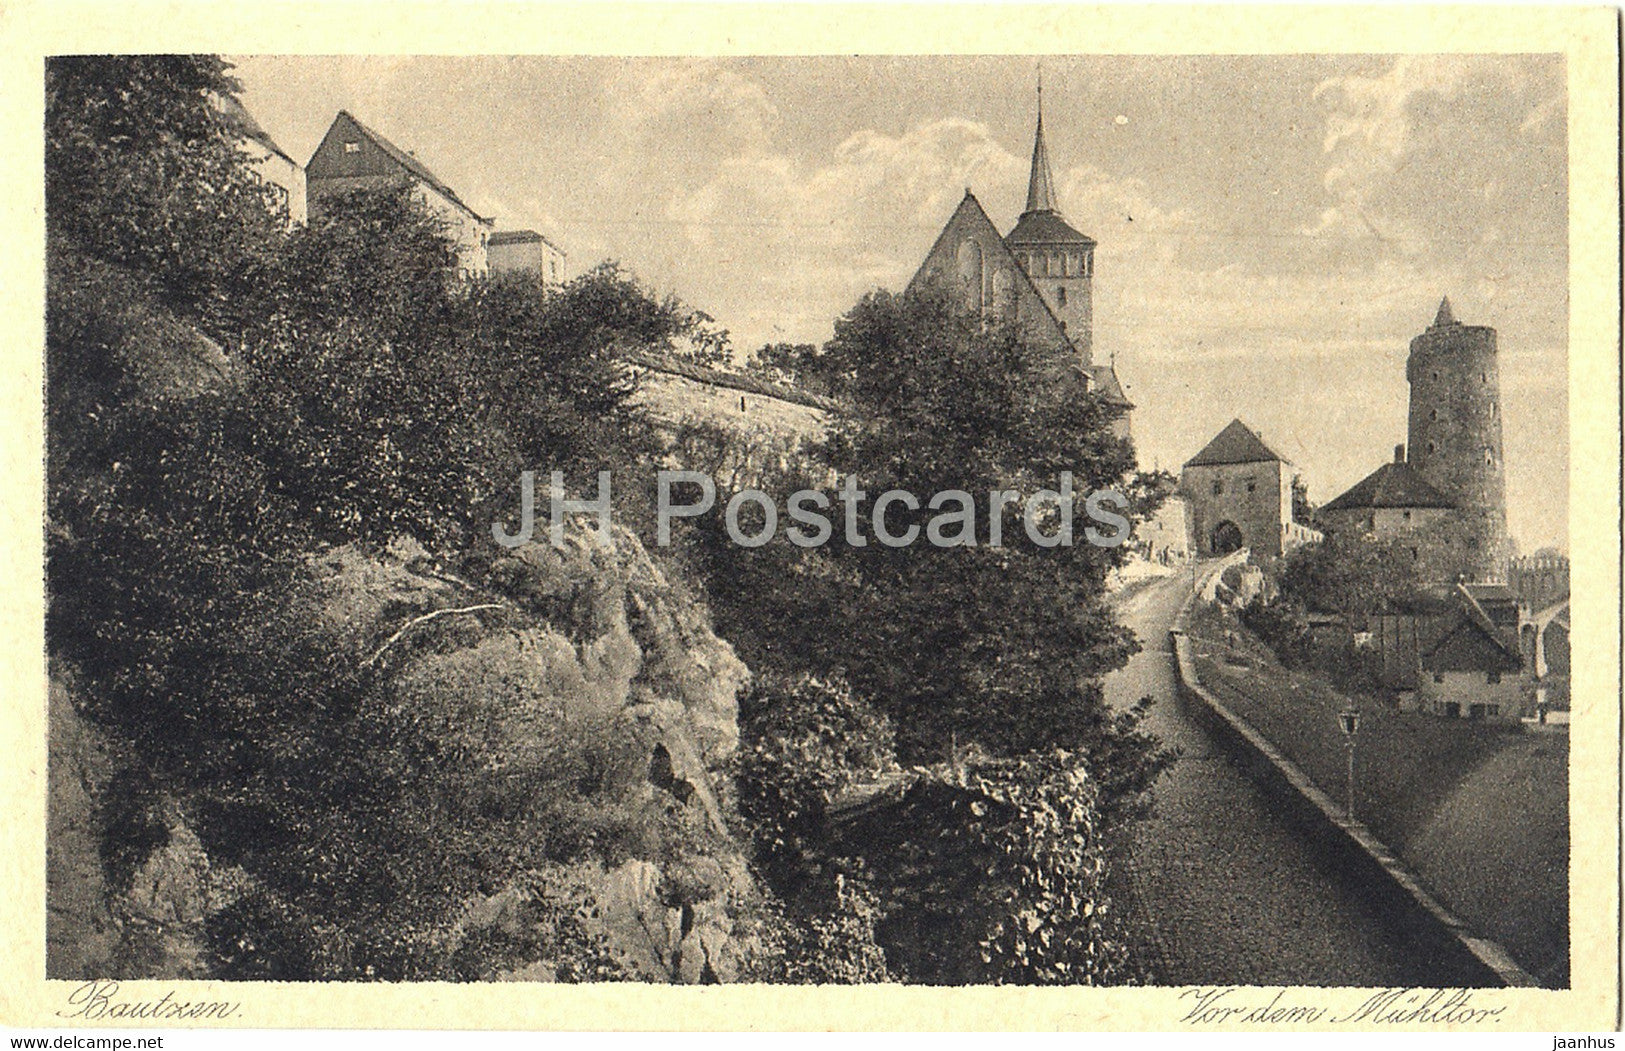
[1433,296,1458,327]
[1024,84,1059,215]
[1006,81,1093,247]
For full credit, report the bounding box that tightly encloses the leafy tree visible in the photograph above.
[688,284,1171,798]
[1279,532,1445,620]
[45,55,282,321]
[744,342,828,393]
[1291,473,1314,525]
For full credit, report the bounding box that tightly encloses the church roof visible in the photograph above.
[1006,209,1095,246]
[1184,419,1286,468]
[1084,363,1133,408]
[1320,460,1455,512]
[1006,86,1095,247]
[1024,101,1059,215]
[307,110,490,223]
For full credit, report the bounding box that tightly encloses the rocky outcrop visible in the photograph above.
[50,518,762,982]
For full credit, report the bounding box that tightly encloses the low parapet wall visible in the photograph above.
[1169,577,1539,988]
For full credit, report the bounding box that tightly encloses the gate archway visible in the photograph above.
[1210,520,1244,555]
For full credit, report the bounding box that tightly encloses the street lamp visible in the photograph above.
[1338,707,1361,823]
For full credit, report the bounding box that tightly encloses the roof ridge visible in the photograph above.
[325,110,490,224]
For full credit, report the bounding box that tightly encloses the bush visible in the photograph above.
[1239,596,1312,667]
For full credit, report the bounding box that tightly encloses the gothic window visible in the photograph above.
[1431,371,1439,382]
[956,239,984,313]
[992,268,1016,315]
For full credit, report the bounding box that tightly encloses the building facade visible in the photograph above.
[306,111,494,278]
[215,94,306,228]
[488,230,567,287]
[1179,419,1321,558]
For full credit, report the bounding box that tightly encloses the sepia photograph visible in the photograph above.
[5,3,1620,1036]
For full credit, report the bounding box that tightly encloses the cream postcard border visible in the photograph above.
[0,2,1617,1032]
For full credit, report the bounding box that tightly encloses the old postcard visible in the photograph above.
[1,1,1618,1034]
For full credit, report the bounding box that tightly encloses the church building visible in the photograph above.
[907,89,1132,437]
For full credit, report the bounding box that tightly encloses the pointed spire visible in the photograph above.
[1433,296,1457,327]
[1023,73,1059,215]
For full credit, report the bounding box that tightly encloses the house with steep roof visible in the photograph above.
[906,87,1132,438]
[1179,418,1321,557]
[1417,587,1527,720]
[305,110,494,278]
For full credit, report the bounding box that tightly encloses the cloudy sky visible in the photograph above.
[230,54,1568,552]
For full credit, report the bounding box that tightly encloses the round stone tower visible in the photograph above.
[1405,297,1510,581]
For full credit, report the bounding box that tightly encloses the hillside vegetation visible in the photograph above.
[46,56,1169,983]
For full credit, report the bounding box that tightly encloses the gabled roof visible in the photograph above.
[908,191,1071,347]
[1184,419,1286,468]
[1422,609,1522,673]
[214,93,297,167]
[907,192,1127,416]
[1320,460,1455,512]
[306,110,489,223]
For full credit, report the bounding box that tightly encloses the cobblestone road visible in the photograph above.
[1106,572,1444,986]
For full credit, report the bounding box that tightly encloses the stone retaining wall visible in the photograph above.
[1169,568,1539,988]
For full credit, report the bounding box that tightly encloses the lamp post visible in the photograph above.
[1338,707,1361,823]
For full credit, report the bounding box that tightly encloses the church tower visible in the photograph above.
[1004,81,1097,363]
[1405,297,1510,581]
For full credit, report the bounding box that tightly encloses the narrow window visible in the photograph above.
[1212,479,1223,496]
[1433,673,1445,684]
[1429,408,1438,421]
[1427,442,1436,454]
[1487,671,1501,685]
[1056,286,1067,307]
[1246,479,1257,493]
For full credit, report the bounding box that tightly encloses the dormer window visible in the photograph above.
[343,141,360,153]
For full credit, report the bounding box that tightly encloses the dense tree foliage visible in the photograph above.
[690,287,1170,791]
[1280,532,1447,620]
[45,57,730,979]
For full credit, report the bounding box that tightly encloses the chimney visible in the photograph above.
[1394,444,1405,464]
